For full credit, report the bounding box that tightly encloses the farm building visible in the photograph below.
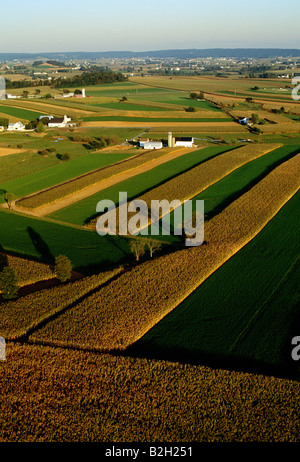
[143,141,163,150]
[48,115,71,128]
[167,132,194,148]
[7,122,25,131]
[174,137,194,147]
[138,138,149,147]
[238,117,250,125]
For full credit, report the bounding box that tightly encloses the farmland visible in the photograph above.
[0,69,300,443]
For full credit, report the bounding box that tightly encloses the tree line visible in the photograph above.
[5,67,128,90]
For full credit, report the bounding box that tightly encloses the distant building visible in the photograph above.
[7,122,25,131]
[6,93,19,99]
[238,117,250,125]
[0,126,4,131]
[47,115,71,128]
[143,141,163,150]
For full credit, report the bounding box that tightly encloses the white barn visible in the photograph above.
[143,141,163,150]
[174,137,194,147]
[48,115,71,128]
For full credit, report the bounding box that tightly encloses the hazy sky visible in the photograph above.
[1,0,299,52]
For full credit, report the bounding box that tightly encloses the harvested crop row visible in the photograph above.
[30,153,300,351]
[16,148,182,210]
[107,143,282,231]
[0,267,123,340]
[0,253,54,287]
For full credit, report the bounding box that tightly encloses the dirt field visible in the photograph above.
[0,147,29,157]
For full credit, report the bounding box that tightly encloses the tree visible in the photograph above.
[54,255,72,283]
[190,92,198,100]
[129,239,146,262]
[185,106,196,112]
[36,121,46,133]
[0,117,9,128]
[251,113,260,124]
[22,90,29,98]
[35,89,41,95]
[0,266,19,300]
[61,153,70,161]
[146,239,162,258]
[74,89,82,95]
[2,192,15,209]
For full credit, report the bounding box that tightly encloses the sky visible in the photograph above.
[0,0,300,53]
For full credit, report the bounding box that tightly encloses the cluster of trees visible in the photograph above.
[5,66,127,90]
[129,239,162,262]
[190,91,204,100]
[51,68,127,89]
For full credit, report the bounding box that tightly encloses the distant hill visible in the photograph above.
[1,49,300,61]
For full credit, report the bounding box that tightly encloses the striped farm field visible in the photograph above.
[110,143,283,233]
[0,267,123,340]
[134,189,300,373]
[15,148,175,210]
[29,154,300,351]
[148,145,300,238]
[17,147,208,214]
[47,145,236,225]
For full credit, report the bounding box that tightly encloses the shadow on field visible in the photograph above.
[126,335,300,382]
[27,227,55,265]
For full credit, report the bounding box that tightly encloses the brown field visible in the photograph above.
[1,343,300,442]
[0,253,54,288]
[29,153,300,351]
[82,121,246,131]
[0,146,29,157]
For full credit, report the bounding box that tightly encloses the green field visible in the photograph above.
[0,151,137,201]
[132,190,300,373]
[0,105,47,121]
[0,209,130,271]
[47,145,235,225]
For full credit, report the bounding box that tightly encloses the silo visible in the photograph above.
[82,88,86,98]
[168,131,173,147]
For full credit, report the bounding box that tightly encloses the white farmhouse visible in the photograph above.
[47,115,71,128]
[7,122,26,131]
